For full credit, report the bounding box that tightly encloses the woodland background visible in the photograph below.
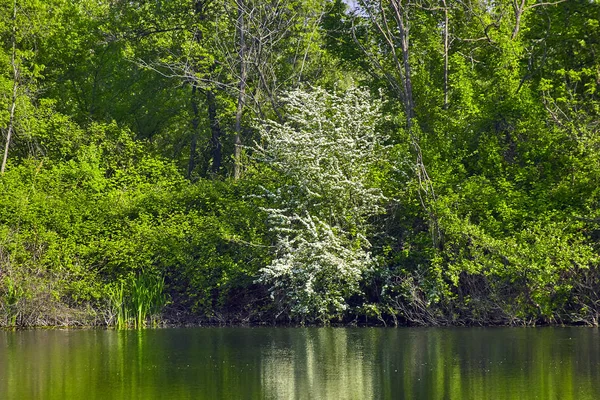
[1,0,599,327]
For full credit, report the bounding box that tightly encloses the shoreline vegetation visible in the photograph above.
[1,0,600,329]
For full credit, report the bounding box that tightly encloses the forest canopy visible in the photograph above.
[1,0,599,327]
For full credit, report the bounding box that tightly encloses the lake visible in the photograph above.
[1,327,599,399]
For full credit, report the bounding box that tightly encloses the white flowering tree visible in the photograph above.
[256,87,388,322]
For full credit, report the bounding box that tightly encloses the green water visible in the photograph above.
[1,327,599,399]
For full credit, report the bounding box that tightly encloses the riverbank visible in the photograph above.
[2,304,599,329]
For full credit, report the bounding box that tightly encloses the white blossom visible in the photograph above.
[256,87,388,321]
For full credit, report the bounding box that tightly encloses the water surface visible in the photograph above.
[1,327,599,399]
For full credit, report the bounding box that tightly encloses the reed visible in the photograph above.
[131,273,166,328]
[108,281,127,329]
[2,276,24,326]
[108,272,166,329]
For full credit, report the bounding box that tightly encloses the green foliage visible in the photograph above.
[0,114,273,326]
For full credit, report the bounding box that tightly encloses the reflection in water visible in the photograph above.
[0,327,599,399]
[261,329,373,399]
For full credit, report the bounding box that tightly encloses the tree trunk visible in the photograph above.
[206,89,222,173]
[511,0,526,40]
[442,0,449,109]
[187,85,200,179]
[390,0,414,128]
[2,0,18,175]
[234,0,247,180]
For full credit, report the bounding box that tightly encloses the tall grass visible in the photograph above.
[108,272,167,329]
[2,276,25,326]
[108,281,128,329]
